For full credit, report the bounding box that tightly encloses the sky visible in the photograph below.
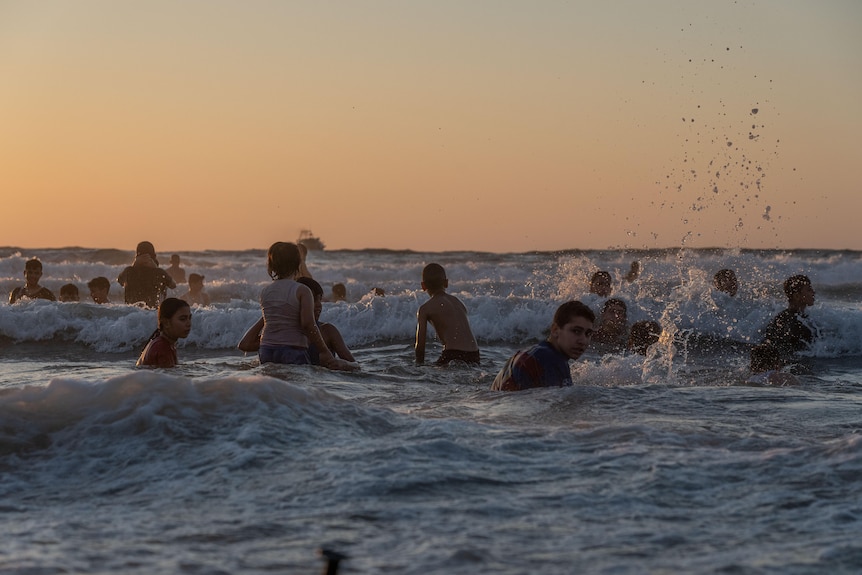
[1,0,860,253]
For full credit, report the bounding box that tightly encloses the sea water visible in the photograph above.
[1,246,862,574]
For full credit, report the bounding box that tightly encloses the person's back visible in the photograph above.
[745,343,800,386]
[415,263,479,365]
[118,241,176,308]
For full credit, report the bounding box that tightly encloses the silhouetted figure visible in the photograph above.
[628,320,661,355]
[713,269,738,297]
[761,274,817,358]
[624,261,641,282]
[118,241,177,308]
[589,270,613,297]
[59,283,80,302]
[9,259,56,304]
[87,277,111,304]
[167,254,186,284]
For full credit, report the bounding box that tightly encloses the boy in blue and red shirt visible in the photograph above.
[491,301,595,391]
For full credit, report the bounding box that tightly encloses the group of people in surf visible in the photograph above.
[8,244,818,386]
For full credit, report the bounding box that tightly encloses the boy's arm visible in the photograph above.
[237,317,264,352]
[298,285,358,372]
[321,323,356,362]
[415,306,428,364]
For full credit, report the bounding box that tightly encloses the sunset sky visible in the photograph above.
[2,1,860,253]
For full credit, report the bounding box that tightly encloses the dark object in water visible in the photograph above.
[298,229,326,251]
[319,548,347,575]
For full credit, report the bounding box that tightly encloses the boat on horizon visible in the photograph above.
[297,229,325,251]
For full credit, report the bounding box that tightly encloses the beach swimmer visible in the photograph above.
[87,276,112,304]
[9,258,56,304]
[491,301,595,391]
[415,263,480,366]
[589,270,613,298]
[136,297,192,368]
[591,297,629,352]
[713,269,739,297]
[627,320,661,356]
[59,283,80,302]
[118,241,177,308]
[255,242,357,371]
[298,277,356,363]
[760,274,817,359]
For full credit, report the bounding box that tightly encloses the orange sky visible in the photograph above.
[2,1,861,252]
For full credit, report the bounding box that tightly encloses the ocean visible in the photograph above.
[2,246,862,574]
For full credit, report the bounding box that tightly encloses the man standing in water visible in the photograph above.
[118,241,177,308]
[761,274,817,358]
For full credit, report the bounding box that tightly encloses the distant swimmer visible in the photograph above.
[180,273,211,306]
[627,320,661,356]
[760,274,817,358]
[58,283,80,302]
[118,241,177,308]
[136,298,192,368]
[415,263,480,366]
[745,343,800,386]
[624,260,641,283]
[87,277,112,304]
[491,301,595,391]
[591,298,629,352]
[166,254,187,284]
[589,270,613,298]
[328,283,347,303]
[713,269,739,297]
[9,258,56,304]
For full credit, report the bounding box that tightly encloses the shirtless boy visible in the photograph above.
[491,301,595,391]
[9,259,56,304]
[415,263,480,366]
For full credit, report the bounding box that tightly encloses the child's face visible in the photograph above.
[90,287,109,303]
[549,316,594,359]
[161,307,192,341]
[24,267,42,286]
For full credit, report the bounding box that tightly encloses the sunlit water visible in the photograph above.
[2,247,861,574]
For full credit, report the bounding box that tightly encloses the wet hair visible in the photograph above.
[266,242,302,280]
[87,276,110,291]
[589,271,613,296]
[602,298,628,314]
[24,258,42,271]
[332,283,347,299]
[750,343,783,373]
[553,301,596,328]
[297,276,324,298]
[783,275,811,297]
[136,241,156,257]
[422,263,447,291]
[628,320,661,355]
[713,269,738,295]
[158,297,190,327]
[59,283,79,300]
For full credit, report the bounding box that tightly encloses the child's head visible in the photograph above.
[589,271,612,297]
[267,242,302,280]
[332,283,347,301]
[600,298,627,323]
[24,259,43,284]
[421,263,448,292]
[170,254,181,266]
[87,277,111,303]
[783,275,811,297]
[713,269,738,296]
[298,277,324,319]
[750,343,783,373]
[188,273,205,288]
[549,301,596,359]
[553,300,596,329]
[628,320,661,355]
[59,283,80,302]
[157,297,192,341]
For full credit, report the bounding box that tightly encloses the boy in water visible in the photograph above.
[415,263,480,366]
[491,301,595,391]
[745,343,800,386]
[87,277,112,304]
[9,259,56,303]
[181,273,211,306]
[59,283,80,302]
[761,274,817,358]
